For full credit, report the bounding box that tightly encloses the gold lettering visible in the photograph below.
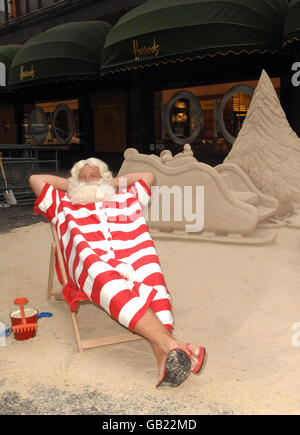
[19,65,35,81]
[133,39,138,61]
[132,38,159,61]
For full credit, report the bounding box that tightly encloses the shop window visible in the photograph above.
[154,78,280,157]
[52,104,74,144]
[23,99,80,146]
[166,91,204,145]
[218,85,254,144]
[28,106,48,144]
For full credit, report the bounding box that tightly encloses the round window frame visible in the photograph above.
[52,103,75,144]
[166,91,204,145]
[28,106,48,145]
[218,85,254,144]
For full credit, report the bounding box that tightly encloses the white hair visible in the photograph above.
[68,157,113,184]
[67,157,115,204]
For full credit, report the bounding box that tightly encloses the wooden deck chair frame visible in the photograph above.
[47,223,142,352]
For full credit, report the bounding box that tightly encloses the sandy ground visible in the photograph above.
[1,219,300,415]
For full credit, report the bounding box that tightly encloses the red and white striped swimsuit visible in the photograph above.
[34,179,173,332]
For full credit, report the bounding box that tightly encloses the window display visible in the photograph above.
[166,91,204,145]
[28,106,48,145]
[218,85,254,144]
[23,99,80,146]
[154,78,280,159]
[52,103,74,144]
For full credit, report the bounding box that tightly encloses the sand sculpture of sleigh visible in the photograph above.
[214,163,282,228]
[118,148,278,245]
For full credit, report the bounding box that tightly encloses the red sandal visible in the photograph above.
[186,344,207,375]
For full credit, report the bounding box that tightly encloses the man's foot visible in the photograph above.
[156,348,191,388]
[163,342,203,372]
[185,343,206,374]
[156,342,206,385]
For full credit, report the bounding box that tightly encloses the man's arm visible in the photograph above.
[29,174,68,197]
[113,172,154,190]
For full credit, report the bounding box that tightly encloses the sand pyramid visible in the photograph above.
[224,69,300,214]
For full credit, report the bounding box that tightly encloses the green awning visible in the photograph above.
[0,45,22,87]
[101,0,288,75]
[0,45,22,68]
[9,21,111,86]
[283,0,300,45]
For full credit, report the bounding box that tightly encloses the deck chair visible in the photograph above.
[47,223,143,352]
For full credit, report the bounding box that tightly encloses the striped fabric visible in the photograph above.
[34,179,173,332]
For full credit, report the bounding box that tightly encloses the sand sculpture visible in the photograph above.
[160,144,197,166]
[224,69,300,218]
[118,147,277,244]
[215,162,279,223]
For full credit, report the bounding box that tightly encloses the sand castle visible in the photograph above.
[224,69,300,217]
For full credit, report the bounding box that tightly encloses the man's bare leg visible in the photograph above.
[134,308,202,381]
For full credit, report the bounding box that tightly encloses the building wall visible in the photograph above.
[0,103,17,144]
[93,89,127,153]
[0,0,297,166]
[0,0,146,44]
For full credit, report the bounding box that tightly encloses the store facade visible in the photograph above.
[1,0,300,170]
[6,20,131,167]
[0,0,145,172]
[101,0,295,165]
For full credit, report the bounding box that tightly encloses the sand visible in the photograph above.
[1,220,300,415]
[225,69,300,214]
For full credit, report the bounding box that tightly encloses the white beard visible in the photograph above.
[67,179,116,205]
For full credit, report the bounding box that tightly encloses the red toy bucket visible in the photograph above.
[9,308,39,340]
